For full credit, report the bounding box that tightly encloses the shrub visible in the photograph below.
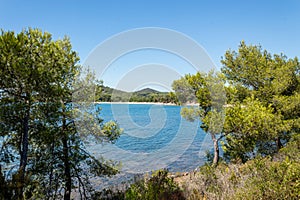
[125,169,185,200]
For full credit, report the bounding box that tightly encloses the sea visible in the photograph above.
[86,103,213,188]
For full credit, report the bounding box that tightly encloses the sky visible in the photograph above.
[1,0,300,91]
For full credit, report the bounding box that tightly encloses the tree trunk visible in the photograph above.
[211,134,219,166]
[62,136,71,200]
[276,137,283,151]
[47,140,55,199]
[20,113,29,175]
[62,105,71,200]
[18,107,30,199]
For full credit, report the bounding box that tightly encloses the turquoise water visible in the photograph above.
[88,103,212,174]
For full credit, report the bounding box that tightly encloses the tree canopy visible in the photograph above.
[172,41,300,167]
[221,41,300,162]
[173,71,226,165]
[0,28,122,200]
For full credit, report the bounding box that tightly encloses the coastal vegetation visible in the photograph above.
[96,83,178,104]
[0,29,122,199]
[0,29,299,199]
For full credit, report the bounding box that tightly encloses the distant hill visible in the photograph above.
[134,88,168,96]
[135,88,161,94]
[96,85,177,103]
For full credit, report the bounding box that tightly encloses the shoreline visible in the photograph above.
[94,102,199,106]
[94,101,176,106]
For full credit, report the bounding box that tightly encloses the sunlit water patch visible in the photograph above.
[86,103,212,188]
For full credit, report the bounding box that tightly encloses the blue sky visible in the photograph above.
[1,0,300,91]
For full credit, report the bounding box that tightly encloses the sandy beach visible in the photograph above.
[94,102,199,106]
[94,101,176,105]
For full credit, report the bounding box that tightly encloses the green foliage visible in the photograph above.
[225,84,251,103]
[221,41,300,163]
[221,41,299,97]
[181,135,300,199]
[279,133,300,161]
[222,42,299,123]
[173,71,226,165]
[176,71,226,132]
[180,107,202,122]
[172,77,197,104]
[92,188,126,200]
[175,42,299,199]
[223,97,289,162]
[0,28,81,199]
[125,169,185,200]
[234,156,300,199]
[0,28,122,199]
[96,85,178,103]
[233,134,300,199]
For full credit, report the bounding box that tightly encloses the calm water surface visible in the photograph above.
[87,103,212,187]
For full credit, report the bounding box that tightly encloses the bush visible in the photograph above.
[179,135,300,199]
[125,169,185,200]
